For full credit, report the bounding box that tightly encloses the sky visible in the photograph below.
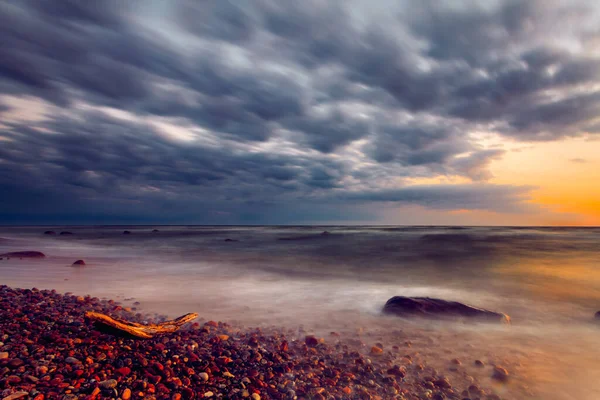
[1,0,599,225]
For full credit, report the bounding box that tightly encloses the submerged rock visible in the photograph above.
[492,366,509,382]
[224,238,239,242]
[382,296,510,323]
[0,251,46,258]
[44,230,56,235]
[72,259,86,266]
[59,231,73,235]
[123,230,131,235]
[152,229,160,232]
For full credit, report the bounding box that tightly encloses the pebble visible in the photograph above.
[0,352,8,359]
[65,357,80,364]
[121,388,132,400]
[492,366,509,382]
[305,335,319,347]
[204,391,214,398]
[2,393,29,400]
[99,379,118,389]
[198,372,209,381]
[251,394,261,400]
[474,360,485,367]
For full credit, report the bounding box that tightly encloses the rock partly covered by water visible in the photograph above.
[43,231,56,235]
[59,231,73,235]
[71,260,86,266]
[383,296,510,323]
[0,251,46,259]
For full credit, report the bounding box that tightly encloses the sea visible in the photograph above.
[1,225,599,399]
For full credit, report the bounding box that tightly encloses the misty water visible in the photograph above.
[1,226,600,399]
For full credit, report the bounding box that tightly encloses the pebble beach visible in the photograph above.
[0,285,505,400]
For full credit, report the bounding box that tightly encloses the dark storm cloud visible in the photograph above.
[1,0,599,223]
[0,111,530,222]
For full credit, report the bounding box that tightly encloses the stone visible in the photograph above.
[474,360,485,367]
[198,372,209,382]
[8,359,24,368]
[595,311,600,320]
[305,336,319,347]
[251,394,261,400]
[44,231,56,235]
[121,388,132,400]
[2,392,29,400]
[123,231,132,235]
[99,379,118,389]
[72,260,86,266]
[0,352,8,359]
[382,296,510,323]
[65,357,80,364]
[0,251,46,259]
[492,366,509,382]
[152,229,160,233]
[60,231,73,235]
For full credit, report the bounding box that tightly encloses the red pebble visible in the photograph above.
[117,367,131,376]
[280,341,289,352]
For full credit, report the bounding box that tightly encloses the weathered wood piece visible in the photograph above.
[85,311,198,339]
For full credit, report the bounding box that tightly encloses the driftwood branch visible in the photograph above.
[85,311,198,339]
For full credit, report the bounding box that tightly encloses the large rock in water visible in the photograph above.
[383,296,510,323]
[0,251,46,258]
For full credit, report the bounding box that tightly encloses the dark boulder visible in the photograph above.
[224,238,239,242]
[60,231,73,235]
[152,229,159,233]
[0,251,46,258]
[72,260,86,266]
[44,231,56,235]
[123,231,131,235]
[383,296,509,323]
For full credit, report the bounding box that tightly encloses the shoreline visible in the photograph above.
[0,285,509,400]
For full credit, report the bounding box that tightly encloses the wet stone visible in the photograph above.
[492,366,509,382]
[99,379,118,389]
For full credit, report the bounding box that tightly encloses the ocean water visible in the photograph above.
[1,225,600,399]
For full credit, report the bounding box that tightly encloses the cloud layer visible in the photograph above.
[1,0,599,223]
